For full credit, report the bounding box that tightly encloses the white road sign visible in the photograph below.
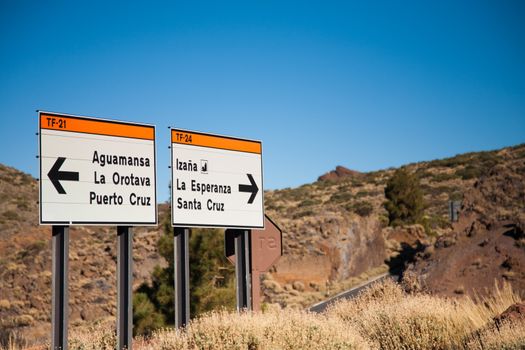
[171,128,264,229]
[39,111,157,225]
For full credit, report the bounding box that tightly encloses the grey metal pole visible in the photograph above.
[245,230,252,310]
[52,225,69,350]
[174,227,190,328]
[117,226,133,350]
[234,229,251,311]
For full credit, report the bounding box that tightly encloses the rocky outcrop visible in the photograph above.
[273,214,386,283]
[318,166,363,182]
[494,303,525,327]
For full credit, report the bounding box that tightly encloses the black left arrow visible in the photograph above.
[239,173,259,204]
[48,157,79,194]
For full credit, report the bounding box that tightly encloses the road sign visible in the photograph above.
[39,111,157,225]
[171,128,264,229]
[449,200,461,222]
[225,216,282,267]
[251,216,282,272]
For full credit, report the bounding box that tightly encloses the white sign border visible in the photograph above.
[38,110,158,226]
[170,127,264,230]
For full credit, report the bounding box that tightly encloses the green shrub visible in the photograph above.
[430,172,458,182]
[415,169,433,179]
[455,165,482,180]
[428,155,469,168]
[514,147,525,159]
[293,209,315,219]
[355,190,373,198]
[298,198,316,207]
[133,293,165,336]
[419,215,448,236]
[133,217,236,335]
[329,192,352,203]
[448,191,463,201]
[2,210,19,221]
[189,229,236,316]
[379,215,389,227]
[351,201,374,217]
[384,168,425,226]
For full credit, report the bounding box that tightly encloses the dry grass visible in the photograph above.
[326,279,523,349]
[467,320,525,350]
[138,309,368,350]
[2,280,523,350]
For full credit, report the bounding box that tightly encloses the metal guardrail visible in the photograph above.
[309,273,399,313]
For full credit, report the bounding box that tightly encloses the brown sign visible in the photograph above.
[251,215,282,272]
[224,215,282,268]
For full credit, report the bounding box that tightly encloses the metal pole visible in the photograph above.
[117,226,133,350]
[234,229,251,311]
[245,230,252,310]
[52,225,69,350]
[251,271,261,312]
[174,227,190,328]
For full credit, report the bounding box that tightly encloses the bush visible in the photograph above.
[1,210,19,221]
[133,293,165,336]
[144,309,368,350]
[326,280,522,350]
[384,168,425,226]
[430,172,458,182]
[297,198,316,207]
[355,190,373,198]
[292,209,315,219]
[66,280,524,350]
[329,192,352,203]
[133,218,236,335]
[455,165,482,180]
[351,201,374,217]
[28,240,47,253]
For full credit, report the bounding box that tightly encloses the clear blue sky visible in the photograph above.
[1,1,524,201]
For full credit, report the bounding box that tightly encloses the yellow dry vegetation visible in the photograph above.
[2,280,523,350]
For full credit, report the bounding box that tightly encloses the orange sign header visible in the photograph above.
[171,129,261,154]
[40,113,155,141]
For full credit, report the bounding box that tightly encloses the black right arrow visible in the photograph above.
[239,173,259,204]
[48,157,79,194]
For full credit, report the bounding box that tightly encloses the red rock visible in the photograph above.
[494,303,525,326]
[318,166,363,181]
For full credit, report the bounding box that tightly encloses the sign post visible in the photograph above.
[117,226,133,349]
[449,200,461,222]
[225,216,282,311]
[39,111,157,349]
[51,225,69,350]
[174,227,190,328]
[230,229,251,310]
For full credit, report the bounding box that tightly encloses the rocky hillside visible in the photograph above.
[1,143,524,346]
[261,144,525,308]
[405,152,525,296]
